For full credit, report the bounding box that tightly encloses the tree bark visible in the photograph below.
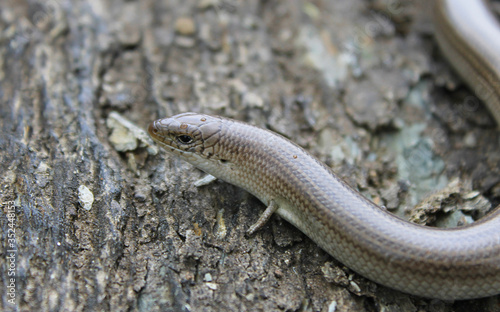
[1,0,499,311]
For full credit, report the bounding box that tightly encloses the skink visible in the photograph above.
[147,0,500,300]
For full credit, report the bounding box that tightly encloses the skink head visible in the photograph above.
[148,113,227,167]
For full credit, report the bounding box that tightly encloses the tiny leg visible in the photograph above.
[246,200,278,236]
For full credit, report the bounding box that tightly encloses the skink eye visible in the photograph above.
[177,135,194,144]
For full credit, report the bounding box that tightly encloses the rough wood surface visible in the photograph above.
[1,0,499,311]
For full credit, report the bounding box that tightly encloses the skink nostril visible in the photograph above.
[148,122,158,136]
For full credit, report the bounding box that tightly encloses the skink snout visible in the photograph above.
[147,121,156,135]
[148,120,163,140]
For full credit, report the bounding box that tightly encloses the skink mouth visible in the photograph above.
[147,119,186,155]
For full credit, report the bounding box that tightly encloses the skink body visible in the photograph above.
[149,113,500,300]
[147,0,500,300]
